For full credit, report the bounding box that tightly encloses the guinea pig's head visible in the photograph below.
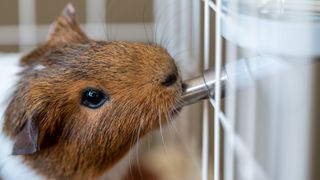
[3,3,183,179]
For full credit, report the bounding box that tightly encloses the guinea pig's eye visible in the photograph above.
[81,88,109,109]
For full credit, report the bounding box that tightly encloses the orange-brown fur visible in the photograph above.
[2,4,182,179]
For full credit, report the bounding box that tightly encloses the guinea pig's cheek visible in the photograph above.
[81,106,107,123]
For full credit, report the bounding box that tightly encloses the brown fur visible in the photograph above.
[2,3,182,179]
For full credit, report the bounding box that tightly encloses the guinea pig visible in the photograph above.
[0,3,183,180]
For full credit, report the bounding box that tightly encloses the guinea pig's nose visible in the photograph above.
[161,73,177,87]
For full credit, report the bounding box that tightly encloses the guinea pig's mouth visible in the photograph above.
[170,107,182,117]
[169,82,186,117]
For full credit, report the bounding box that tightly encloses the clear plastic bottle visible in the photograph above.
[220,1,320,180]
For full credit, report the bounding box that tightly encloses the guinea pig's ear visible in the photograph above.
[47,2,89,45]
[20,3,89,66]
[12,117,39,155]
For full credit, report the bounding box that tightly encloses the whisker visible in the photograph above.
[106,0,117,41]
[135,119,145,180]
[167,110,180,136]
[162,101,176,139]
[142,0,151,44]
[156,4,191,49]
[128,131,134,179]
[172,48,196,62]
[153,2,172,45]
[169,100,203,173]
[126,103,143,180]
[158,110,168,154]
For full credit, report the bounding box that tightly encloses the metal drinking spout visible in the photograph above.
[181,56,290,107]
[181,68,227,107]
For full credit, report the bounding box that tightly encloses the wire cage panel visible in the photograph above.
[205,0,320,180]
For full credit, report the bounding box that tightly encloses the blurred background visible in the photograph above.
[1,0,320,180]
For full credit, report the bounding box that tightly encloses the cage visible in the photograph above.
[212,0,320,180]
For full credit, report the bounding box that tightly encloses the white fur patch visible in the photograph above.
[0,134,43,180]
[0,54,43,180]
[32,64,46,71]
